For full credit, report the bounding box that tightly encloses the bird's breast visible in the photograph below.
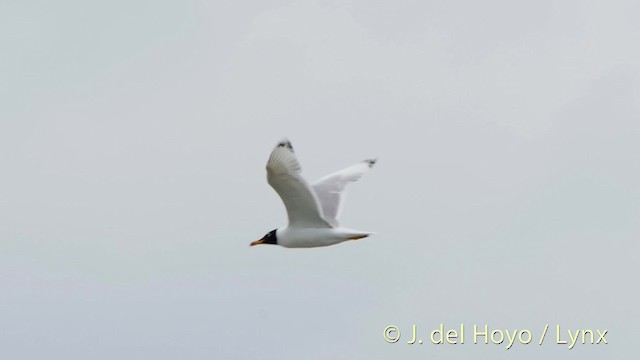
[277,227,347,248]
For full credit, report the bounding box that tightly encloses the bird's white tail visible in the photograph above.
[342,229,374,240]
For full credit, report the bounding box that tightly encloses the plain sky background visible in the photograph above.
[1,1,638,359]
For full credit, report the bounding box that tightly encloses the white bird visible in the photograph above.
[250,139,377,248]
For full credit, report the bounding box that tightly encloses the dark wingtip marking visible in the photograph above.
[364,158,377,168]
[277,139,294,152]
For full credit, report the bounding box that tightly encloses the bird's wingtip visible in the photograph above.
[276,138,294,152]
[363,158,377,168]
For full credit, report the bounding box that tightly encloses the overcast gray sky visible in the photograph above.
[1,1,638,359]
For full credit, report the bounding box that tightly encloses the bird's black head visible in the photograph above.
[250,229,278,247]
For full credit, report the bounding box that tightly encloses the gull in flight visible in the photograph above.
[251,139,377,248]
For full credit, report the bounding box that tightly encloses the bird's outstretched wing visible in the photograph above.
[266,139,332,228]
[311,159,376,227]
